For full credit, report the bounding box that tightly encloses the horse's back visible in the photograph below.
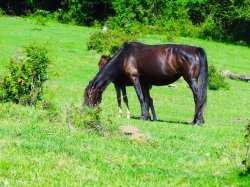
[123,42,200,85]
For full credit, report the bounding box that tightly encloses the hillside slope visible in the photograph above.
[0,17,250,186]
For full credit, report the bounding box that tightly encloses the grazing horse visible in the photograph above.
[84,42,208,125]
[98,55,157,120]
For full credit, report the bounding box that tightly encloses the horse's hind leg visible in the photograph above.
[149,96,157,121]
[115,85,122,118]
[121,86,130,119]
[143,86,157,121]
[185,78,204,125]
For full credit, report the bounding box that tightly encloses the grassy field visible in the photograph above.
[0,16,250,186]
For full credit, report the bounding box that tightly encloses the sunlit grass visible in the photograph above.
[0,16,250,186]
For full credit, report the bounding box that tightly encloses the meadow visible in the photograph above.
[0,16,250,186]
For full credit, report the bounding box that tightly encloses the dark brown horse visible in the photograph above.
[98,55,157,120]
[84,42,208,125]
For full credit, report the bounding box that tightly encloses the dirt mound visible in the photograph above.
[120,125,149,141]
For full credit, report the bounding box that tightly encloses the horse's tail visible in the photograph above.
[197,47,208,111]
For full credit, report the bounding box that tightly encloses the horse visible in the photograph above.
[98,55,157,120]
[84,42,208,125]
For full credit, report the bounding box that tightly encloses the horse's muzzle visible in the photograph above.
[83,101,99,109]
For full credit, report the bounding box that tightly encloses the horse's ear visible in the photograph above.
[123,42,129,49]
[87,81,92,89]
[100,55,109,60]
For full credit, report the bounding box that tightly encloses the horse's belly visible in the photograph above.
[114,76,132,86]
[143,74,181,86]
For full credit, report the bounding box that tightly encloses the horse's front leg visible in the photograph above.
[121,86,130,119]
[115,84,122,118]
[130,76,150,120]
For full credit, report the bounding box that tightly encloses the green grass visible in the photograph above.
[0,16,250,186]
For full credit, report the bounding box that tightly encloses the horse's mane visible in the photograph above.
[88,44,128,92]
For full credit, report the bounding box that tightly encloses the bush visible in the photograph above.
[0,43,51,105]
[0,8,5,16]
[54,9,75,24]
[242,121,250,175]
[87,29,139,55]
[63,104,114,136]
[65,105,102,131]
[35,16,48,26]
[200,15,225,41]
[32,9,54,26]
[208,65,230,90]
[33,9,51,18]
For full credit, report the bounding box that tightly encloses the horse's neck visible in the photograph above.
[95,56,121,92]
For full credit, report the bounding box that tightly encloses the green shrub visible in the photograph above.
[87,29,139,55]
[242,121,250,174]
[0,8,5,16]
[54,9,74,24]
[32,9,52,26]
[69,106,100,130]
[33,9,51,18]
[199,16,225,41]
[35,16,47,26]
[62,104,112,134]
[0,43,51,105]
[208,65,230,90]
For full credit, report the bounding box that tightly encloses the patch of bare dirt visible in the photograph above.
[120,125,149,143]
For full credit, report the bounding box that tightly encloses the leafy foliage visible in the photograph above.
[63,104,113,135]
[53,9,74,24]
[1,0,249,44]
[241,121,250,175]
[33,9,51,18]
[199,0,250,44]
[0,8,5,16]
[87,29,138,55]
[208,65,230,90]
[65,104,101,130]
[0,43,50,105]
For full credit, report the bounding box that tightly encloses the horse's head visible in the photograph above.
[98,55,111,69]
[83,81,102,108]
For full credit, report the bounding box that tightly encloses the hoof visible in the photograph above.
[140,115,151,120]
[190,119,204,126]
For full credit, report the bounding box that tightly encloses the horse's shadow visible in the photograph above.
[130,116,189,125]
